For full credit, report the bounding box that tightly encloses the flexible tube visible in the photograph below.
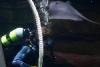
[27,0,44,67]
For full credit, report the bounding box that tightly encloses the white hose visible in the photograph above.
[27,0,44,67]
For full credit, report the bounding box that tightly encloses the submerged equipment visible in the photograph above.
[0,0,47,67]
[27,0,44,67]
[0,28,24,46]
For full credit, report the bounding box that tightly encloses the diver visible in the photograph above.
[0,24,53,67]
[0,26,38,67]
[11,28,38,67]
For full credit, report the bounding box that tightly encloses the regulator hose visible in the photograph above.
[27,0,44,67]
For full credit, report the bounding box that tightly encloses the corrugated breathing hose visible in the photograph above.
[27,0,44,67]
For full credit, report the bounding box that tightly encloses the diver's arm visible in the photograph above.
[12,46,31,67]
[12,59,30,67]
